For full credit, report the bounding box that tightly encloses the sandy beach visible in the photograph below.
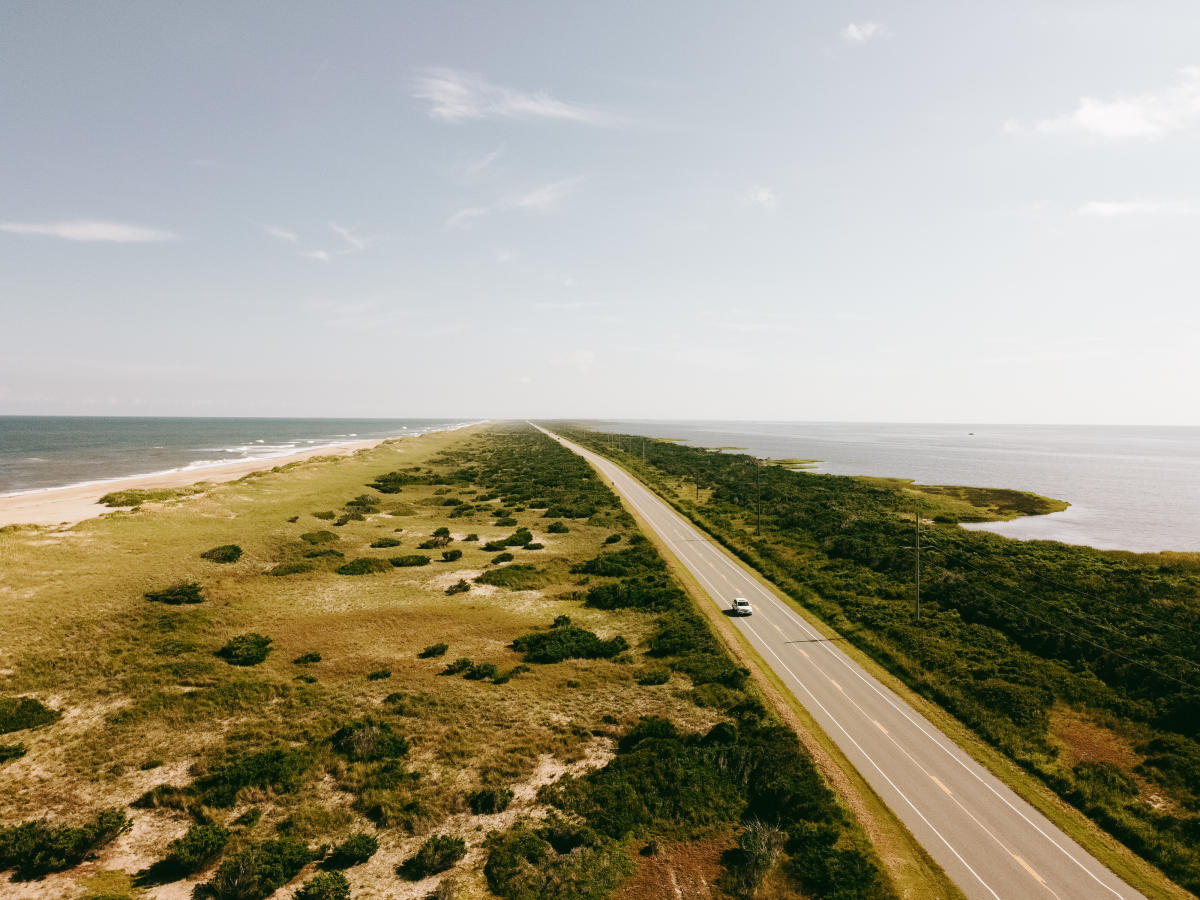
[0,436,394,528]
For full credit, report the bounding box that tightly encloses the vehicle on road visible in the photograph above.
[731,597,753,616]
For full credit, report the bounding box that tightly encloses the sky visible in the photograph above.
[1,1,1198,424]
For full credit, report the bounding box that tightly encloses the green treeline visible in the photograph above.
[559,425,1200,892]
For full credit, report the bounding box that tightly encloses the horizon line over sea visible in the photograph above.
[591,419,1200,554]
[0,416,481,497]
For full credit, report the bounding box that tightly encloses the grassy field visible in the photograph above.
[0,424,897,899]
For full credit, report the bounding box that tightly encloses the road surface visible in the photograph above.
[539,426,1146,900]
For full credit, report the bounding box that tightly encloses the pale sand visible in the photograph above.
[0,437,393,529]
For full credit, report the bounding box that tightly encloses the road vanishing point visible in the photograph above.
[538,425,1145,900]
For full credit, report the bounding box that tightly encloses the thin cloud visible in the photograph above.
[842,22,888,43]
[741,185,780,211]
[1025,67,1200,140]
[1077,200,1197,217]
[301,250,332,262]
[413,68,617,125]
[262,224,299,243]
[0,219,178,242]
[446,177,584,230]
[462,144,504,178]
[299,222,375,261]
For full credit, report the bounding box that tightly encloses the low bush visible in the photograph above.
[464,533,479,541]
[193,747,313,807]
[390,555,431,568]
[331,719,410,762]
[398,834,466,880]
[442,548,463,562]
[303,549,343,559]
[418,643,448,658]
[300,530,338,545]
[0,808,128,880]
[638,669,670,686]
[370,537,402,549]
[201,544,243,563]
[511,625,628,664]
[525,543,544,550]
[491,552,514,564]
[145,582,205,605]
[367,669,392,681]
[333,513,363,526]
[337,557,393,576]
[475,564,547,590]
[99,487,195,507]
[267,562,313,576]
[484,821,632,900]
[194,838,311,900]
[344,494,380,513]
[441,658,473,676]
[312,511,337,520]
[0,696,60,734]
[0,744,27,764]
[216,633,273,667]
[294,871,349,900]
[604,534,622,544]
[161,822,231,875]
[446,579,470,595]
[494,517,518,528]
[492,664,531,685]
[467,786,514,815]
[483,541,507,552]
[502,528,533,547]
[293,651,322,665]
[546,521,569,534]
[324,832,378,869]
[464,662,498,681]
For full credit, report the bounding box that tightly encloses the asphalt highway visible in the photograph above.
[539,426,1145,900]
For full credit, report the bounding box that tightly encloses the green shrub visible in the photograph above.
[370,537,402,548]
[345,494,380,513]
[303,549,343,559]
[398,834,466,880]
[638,669,670,686]
[494,517,518,528]
[418,643,449,658]
[502,528,533,547]
[0,744,27,764]
[195,838,311,899]
[0,696,60,734]
[293,651,322,665]
[441,658,472,676]
[546,521,569,534]
[483,541,507,552]
[464,662,499,681]
[492,665,531,685]
[524,543,544,550]
[467,786,514,814]
[511,625,628,664]
[475,564,547,590]
[162,822,231,875]
[300,531,338,545]
[324,832,378,869]
[312,511,337,520]
[484,822,632,900]
[294,871,349,900]
[0,808,128,880]
[194,748,313,807]
[333,513,362,526]
[604,534,622,544]
[446,579,470,595]
[216,633,273,667]
[442,548,463,562]
[233,807,262,828]
[367,669,392,681]
[267,562,313,576]
[201,544,243,563]
[390,554,430,568]
[145,582,205,605]
[491,552,514,564]
[99,487,194,507]
[331,719,410,762]
[464,533,479,541]
[336,557,392,576]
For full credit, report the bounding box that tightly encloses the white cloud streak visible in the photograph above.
[1028,67,1200,140]
[1077,200,1197,217]
[262,224,299,243]
[842,22,888,43]
[0,219,178,242]
[446,177,584,230]
[413,68,617,125]
[741,185,780,211]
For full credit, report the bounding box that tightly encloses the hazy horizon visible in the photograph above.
[3,2,1198,425]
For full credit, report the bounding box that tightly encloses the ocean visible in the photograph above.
[0,417,476,496]
[594,420,1200,554]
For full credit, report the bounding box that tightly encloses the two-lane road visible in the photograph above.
[539,426,1145,900]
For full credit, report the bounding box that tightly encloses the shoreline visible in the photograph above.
[0,422,484,528]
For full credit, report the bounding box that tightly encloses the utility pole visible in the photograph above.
[914,507,921,621]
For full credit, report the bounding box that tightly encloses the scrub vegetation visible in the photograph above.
[0,423,896,898]
[563,424,1200,894]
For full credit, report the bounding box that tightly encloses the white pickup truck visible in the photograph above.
[730,597,753,616]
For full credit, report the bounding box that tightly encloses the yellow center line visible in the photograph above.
[829,678,843,691]
[1012,855,1045,884]
[930,776,953,796]
[797,648,809,658]
[771,622,783,633]
[873,720,888,735]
